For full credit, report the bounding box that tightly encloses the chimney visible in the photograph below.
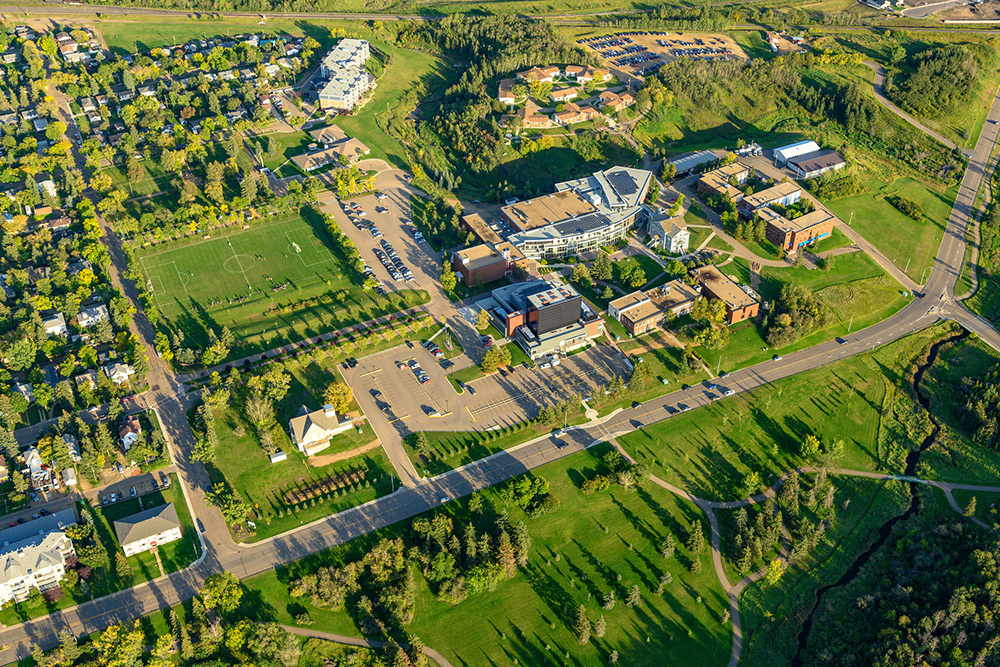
[322,404,337,418]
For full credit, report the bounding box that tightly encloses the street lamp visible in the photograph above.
[921,266,932,286]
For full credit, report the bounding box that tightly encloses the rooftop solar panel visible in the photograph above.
[607,171,638,196]
[553,213,609,236]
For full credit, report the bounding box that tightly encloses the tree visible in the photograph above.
[241,171,258,202]
[202,572,243,615]
[625,583,641,608]
[660,534,675,559]
[574,604,591,644]
[59,630,81,664]
[94,621,144,667]
[964,495,978,518]
[801,434,821,459]
[0,429,18,459]
[475,309,491,330]
[609,649,619,665]
[204,482,251,525]
[323,382,353,414]
[440,262,457,292]
[497,530,517,578]
[570,263,592,288]
[601,590,615,610]
[765,558,784,585]
[115,551,133,583]
[687,522,705,554]
[593,615,606,638]
[408,432,430,457]
[691,296,727,324]
[479,345,511,374]
[656,572,673,594]
[592,252,613,281]
[742,470,762,497]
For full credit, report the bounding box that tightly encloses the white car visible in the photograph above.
[440,496,449,504]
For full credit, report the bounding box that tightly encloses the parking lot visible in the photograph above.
[317,170,442,296]
[344,342,630,441]
[91,469,173,507]
[580,30,748,76]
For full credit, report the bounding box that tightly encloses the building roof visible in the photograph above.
[462,214,503,245]
[774,140,822,161]
[113,503,180,546]
[699,161,751,197]
[502,190,597,232]
[609,291,649,313]
[647,280,701,311]
[741,182,801,210]
[454,244,504,271]
[788,149,846,173]
[309,125,348,145]
[0,531,73,584]
[291,139,370,171]
[666,150,719,174]
[694,265,758,311]
[290,405,349,445]
[493,241,525,263]
[526,282,580,310]
[762,207,835,234]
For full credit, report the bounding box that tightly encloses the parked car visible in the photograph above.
[16,518,25,525]
[110,493,117,502]
[130,487,136,497]
[39,509,49,516]
[101,496,108,505]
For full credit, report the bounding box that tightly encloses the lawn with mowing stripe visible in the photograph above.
[245,441,731,667]
[135,208,428,353]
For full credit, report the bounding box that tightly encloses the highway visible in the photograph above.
[0,11,999,666]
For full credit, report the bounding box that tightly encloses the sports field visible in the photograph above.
[135,212,428,353]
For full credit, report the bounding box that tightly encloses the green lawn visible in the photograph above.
[819,177,956,283]
[135,207,429,354]
[201,323,440,541]
[686,225,713,252]
[695,252,911,372]
[257,130,313,172]
[809,226,853,254]
[103,161,172,198]
[619,327,948,503]
[599,334,709,415]
[738,476,911,667]
[244,442,731,667]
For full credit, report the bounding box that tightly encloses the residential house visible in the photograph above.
[77,304,109,329]
[42,313,68,337]
[516,65,560,83]
[63,434,81,463]
[596,91,634,112]
[553,102,599,127]
[13,382,33,404]
[102,362,135,385]
[498,78,517,105]
[119,415,142,450]
[563,65,608,82]
[0,510,77,604]
[114,503,182,557]
[289,405,354,456]
[549,87,580,103]
[73,371,97,391]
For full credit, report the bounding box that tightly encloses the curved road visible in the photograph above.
[864,61,961,151]
[0,16,999,667]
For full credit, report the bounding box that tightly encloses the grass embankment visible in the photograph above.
[245,442,731,667]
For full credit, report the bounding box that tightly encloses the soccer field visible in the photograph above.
[136,213,429,352]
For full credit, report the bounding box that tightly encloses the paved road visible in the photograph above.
[901,0,973,18]
[2,19,1000,667]
[864,61,961,151]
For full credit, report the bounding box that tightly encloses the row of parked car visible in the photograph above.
[404,359,430,385]
[8,508,52,526]
[376,239,414,282]
[99,471,171,506]
[423,339,444,360]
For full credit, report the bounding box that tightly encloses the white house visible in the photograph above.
[288,404,354,456]
[77,304,109,328]
[662,222,690,254]
[102,362,135,385]
[0,515,76,604]
[42,313,68,337]
[113,503,182,557]
[23,447,43,480]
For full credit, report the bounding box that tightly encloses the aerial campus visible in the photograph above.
[0,1,996,666]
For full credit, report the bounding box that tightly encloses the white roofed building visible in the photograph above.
[773,140,822,166]
[0,509,77,604]
[288,405,354,456]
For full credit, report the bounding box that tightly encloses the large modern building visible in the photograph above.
[476,280,603,360]
[0,509,77,604]
[451,245,509,287]
[691,265,760,324]
[760,207,836,252]
[737,182,801,219]
[114,503,182,557]
[607,280,700,336]
[505,167,654,260]
[317,39,375,111]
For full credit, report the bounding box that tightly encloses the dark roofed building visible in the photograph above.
[114,503,182,556]
[787,149,846,179]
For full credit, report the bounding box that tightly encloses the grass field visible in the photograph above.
[819,177,956,283]
[135,209,429,353]
[695,252,911,372]
[201,322,441,541]
[245,442,731,667]
[618,327,948,503]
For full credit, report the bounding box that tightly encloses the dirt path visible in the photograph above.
[282,625,454,667]
[864,61,960,152]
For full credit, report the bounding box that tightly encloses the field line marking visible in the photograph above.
[134,213,304,261]
[226,238,253,292]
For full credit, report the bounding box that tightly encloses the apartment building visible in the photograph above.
[317,39,376,111]
[0,509,77,604]
[691,265,760,324]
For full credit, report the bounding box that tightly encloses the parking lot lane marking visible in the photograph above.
[466,405,477,423]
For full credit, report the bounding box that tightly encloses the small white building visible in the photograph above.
[649,215,690,255]
[114,503,182,557]
[289,404,354,456]
[119,415,142,450]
